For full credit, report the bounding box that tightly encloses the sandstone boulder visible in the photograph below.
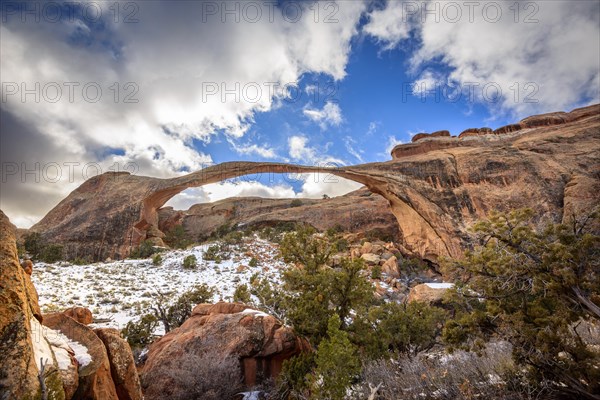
[361,253,381,265]
[43,313,119,400]
[63,306,94,325]
[381,256,399,278]
[94,328,143,400]
[141,302,310,399]
[407,283,454,304]
[360,241,373,254]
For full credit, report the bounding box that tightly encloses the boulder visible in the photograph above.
[407,283,454,304]
[94,328,143,400]
[411,132,430,142]
[141,302,310,399]
[21,259,33,275]
[360,253,381,265]
[63,306,94,325]
[381,256,399,278]
[43,313,119,400]
[360,241,373,254]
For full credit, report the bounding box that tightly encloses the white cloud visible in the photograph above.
[364,1,600,116]
[363,0,415,50]
[344,136,364,163]
[366,121,380,136]
[1,0,367,226]
[385,136,403,156]
[299,173,363,199]
[228,141,278,159]
[411,70,443,96]
[288,135,344,166]
[303,102,344,129]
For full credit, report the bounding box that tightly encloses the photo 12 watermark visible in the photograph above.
[1,162,139,184]
[1,82,140,104]
[1,1,140,24]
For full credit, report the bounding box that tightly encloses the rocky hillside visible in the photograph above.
[158,187,399,243]
[29,104,600,263]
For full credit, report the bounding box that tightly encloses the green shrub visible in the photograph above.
[164,225,192,249]
[152,253,163,266]
[129,240,159,259]
[122,314,158,351]
[290,199,303,208]
[371,264,382,280]
[248,257,258,268]
[40,244,64,263]
[233,284,251,303]
[182,254,197,270]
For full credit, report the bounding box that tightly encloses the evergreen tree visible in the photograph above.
[442,208,600,398]
[312,314,360,400]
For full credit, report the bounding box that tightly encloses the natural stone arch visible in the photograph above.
[132,161,453,262]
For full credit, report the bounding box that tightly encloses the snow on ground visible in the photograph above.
[31,236,287,332]
[424,282,454,289]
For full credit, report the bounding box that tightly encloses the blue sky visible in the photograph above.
[1,0,599,226]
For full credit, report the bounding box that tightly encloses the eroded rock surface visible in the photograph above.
[141,302,310,399]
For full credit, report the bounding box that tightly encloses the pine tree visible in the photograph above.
[312,314,360,400]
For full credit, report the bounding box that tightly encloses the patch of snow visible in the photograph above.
[239,392,261,400]
[30,317,55,369]
[241,309,270,318]
[424,282,454,289]
[40,324,93,369]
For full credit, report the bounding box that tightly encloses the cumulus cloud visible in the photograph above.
[363,0,414,50]
[303,101,344,130]
[365,0,600,116]
[1,0,367,226]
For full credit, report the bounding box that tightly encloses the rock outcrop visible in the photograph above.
[0,210,45,398]
[158,187,399,244]
[94,328,143,400]
[62,307,94,325]
[29,104,600,263]
[141,302,310,399]
[408,283,454,304]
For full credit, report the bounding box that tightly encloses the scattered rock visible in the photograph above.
[360,253,381,265]
[360,241,373,254]
[381,256,399,278]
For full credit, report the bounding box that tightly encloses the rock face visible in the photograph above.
[0,210,43,398]
[94,328,143,400]
[1,210,143,400]
[408,283,454,304]
[158,187,399,244]
[141,302,310,399]
[30,104,600,263]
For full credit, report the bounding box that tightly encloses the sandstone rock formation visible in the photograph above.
[141,302,310,399]
[407,283,454,304]
[0,210,45,398]
[43,312,119,400]
[62,306,94,325]
[94,328,143,400]
[29,104,600,263]
[158,187,399,244]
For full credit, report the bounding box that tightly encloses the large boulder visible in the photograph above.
[94,328,143,400]
[43,313,119,400]
[141,302,310,400]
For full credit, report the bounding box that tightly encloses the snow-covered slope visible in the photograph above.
[31,236,286,331]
